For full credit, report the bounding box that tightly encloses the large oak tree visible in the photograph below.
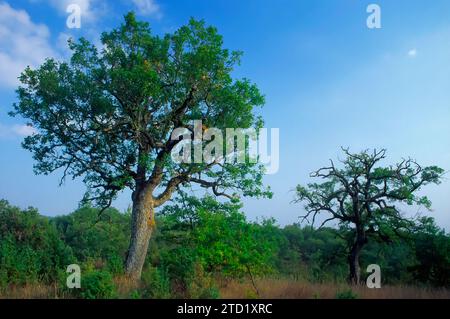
[295,148,444,285]
[11,13,271,280]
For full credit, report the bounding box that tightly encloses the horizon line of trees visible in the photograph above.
[0,198,449,298]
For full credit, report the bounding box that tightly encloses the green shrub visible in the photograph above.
[106,254,125,275]
[53,206,130,266]
[79,270,117,299]
[0,200,74,287]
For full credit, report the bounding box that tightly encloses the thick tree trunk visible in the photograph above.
[348,243,362,285]
[348,224,368,285]
[125,190,155,281]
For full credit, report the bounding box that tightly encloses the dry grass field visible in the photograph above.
[219,279,450,299]
[1,278,449,299]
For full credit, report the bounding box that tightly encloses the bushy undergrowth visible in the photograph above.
[141,266,171,299]
[0,200,74,287]
[78,269,117,299]
[1,198,449,299]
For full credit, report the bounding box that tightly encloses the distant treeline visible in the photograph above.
[0,198,449,298]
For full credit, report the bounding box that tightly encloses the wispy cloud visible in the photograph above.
[0,2,57,88]
[0,123,37,138]
[12,124,37,137]
[132,0,162,18]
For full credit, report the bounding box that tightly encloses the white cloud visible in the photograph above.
[0,123,36,138]
[132,0,162,18]
[408,49,417,57]
[0,2,56,88]
[32,0,107,51]
[12,124,37,137]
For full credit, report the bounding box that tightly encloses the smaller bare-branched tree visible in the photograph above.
[295,148,444,285]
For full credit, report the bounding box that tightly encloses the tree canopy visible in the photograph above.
[10,12,270,209]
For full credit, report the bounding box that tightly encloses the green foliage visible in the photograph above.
[0,200,74,286]
[278,225,347,282]
[147,195,279,297]
[78,269,117,299]
[141,266,171,299]
[360,239,416,285]
[10,12,270,211]
[158,246,197,291]
[0,198,449,296]
[410,217,450,287]
[159,195,278,279]
[193,202,279,279]
[53,206,130,274]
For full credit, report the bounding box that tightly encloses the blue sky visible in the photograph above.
[1,0,449,229]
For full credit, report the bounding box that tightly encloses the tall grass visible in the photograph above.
[0,283,58,299]
[1,278,449,299]
[219,278,450,299]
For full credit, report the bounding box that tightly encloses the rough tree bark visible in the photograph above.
[124,151,186,280]
[125,187,155,280]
